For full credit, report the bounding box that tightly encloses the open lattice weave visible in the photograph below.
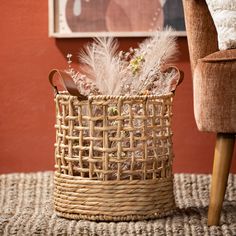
[54,93,176,221]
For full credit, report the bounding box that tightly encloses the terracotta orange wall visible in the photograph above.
[0,1,235,174]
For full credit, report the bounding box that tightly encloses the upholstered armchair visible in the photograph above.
[182,0,236,226]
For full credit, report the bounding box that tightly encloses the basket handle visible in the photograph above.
[48,69,87,100]
[49,66,183,98]
[160,65,184,92]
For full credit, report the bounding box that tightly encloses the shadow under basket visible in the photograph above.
[53,92,176,221]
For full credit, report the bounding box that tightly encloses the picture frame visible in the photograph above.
[48,0,186,38]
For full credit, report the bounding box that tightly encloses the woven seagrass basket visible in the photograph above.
[49,68,183,221]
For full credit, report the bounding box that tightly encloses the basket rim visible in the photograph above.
[57,91,174,101]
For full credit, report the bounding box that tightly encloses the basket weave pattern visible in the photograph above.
[54,93,176,221]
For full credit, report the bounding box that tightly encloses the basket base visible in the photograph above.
[54,172,176,222]
[55,208,176,222]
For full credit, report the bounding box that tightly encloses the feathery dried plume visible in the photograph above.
[79,37,128,95]
[139,27,178,67]
[126,27,179,94]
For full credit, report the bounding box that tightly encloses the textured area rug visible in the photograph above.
[0,172,235,236]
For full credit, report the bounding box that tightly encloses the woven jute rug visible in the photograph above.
[0,172,235,236]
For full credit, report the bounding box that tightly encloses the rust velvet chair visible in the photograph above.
[182,0,236,226]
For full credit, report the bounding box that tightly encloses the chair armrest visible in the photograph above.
[182,0,218,72]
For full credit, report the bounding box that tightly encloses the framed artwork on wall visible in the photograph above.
[48,0,186,38]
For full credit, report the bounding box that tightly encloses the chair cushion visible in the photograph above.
[193,49,236,132]
[201,49,236,62]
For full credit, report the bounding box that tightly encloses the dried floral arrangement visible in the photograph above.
[66,27,180,97]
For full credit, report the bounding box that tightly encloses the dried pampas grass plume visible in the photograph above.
[79,37,127,95]
[133,27,179,94]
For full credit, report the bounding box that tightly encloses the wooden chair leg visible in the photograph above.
[207,133,235,226]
